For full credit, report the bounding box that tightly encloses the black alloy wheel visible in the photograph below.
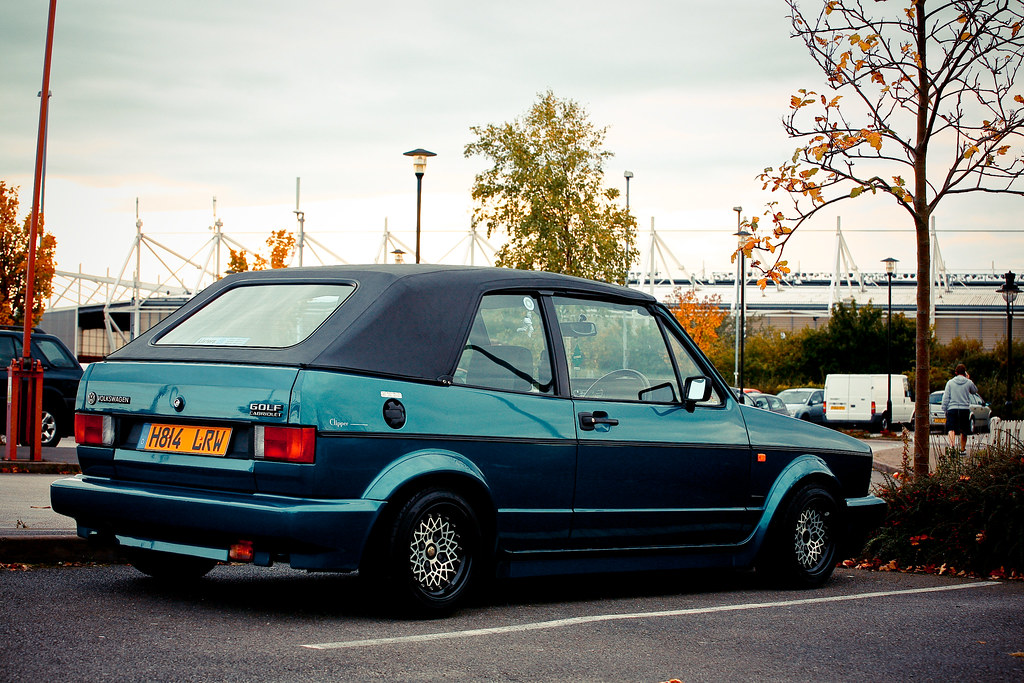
[766,484,839,588]
[39,406,61,448]
[388,488,481,614]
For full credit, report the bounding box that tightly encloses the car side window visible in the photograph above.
[665,333,722,406]
[552,297,678,403]
[454,293,554,394]
[811,391,823,405]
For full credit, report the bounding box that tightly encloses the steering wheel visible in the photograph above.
[584,368,651,400]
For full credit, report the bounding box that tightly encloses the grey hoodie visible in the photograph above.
[942,374,979,412]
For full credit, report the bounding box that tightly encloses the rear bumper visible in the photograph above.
[50,475,384,571]
[842,494,888,557]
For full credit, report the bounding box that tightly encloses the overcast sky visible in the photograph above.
[3,0,1022,284]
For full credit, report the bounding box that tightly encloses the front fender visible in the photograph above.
[740,454,841,563]
[361,448,490,502]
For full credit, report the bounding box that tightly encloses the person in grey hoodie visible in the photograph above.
[941,363,979,452]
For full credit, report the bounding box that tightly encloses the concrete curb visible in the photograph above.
[0,533,124,565]
[0,462,81,475]
[873,461,899,475]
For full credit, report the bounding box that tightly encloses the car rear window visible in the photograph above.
[778,389,812,403]
[155,283,355,348]
[33,338,79,368]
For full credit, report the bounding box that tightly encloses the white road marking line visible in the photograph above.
[301,581,1000,650]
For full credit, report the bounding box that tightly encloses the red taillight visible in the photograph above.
[255,425,316,464]
[871,401,877,416]
[229,540,254,562]
[75,413,114,446]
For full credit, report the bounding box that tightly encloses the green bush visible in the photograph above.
[864,435,1024,576]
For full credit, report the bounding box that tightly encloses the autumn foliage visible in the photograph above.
[750,0,1024,477]
[864,435,1024,578]
[0,181,57,326]
[227,229,296,273]
[668,289,727,353]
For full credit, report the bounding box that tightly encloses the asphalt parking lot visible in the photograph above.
[2,562,1022,681]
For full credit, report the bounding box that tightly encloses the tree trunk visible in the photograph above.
[914,218,931,476]
[912,0,932,478]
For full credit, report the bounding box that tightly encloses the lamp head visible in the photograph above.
[403,148,436,175]
[882,257,899,275]
[998,270,1020,304]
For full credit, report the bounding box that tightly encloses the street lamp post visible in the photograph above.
[403,148,436,264]
[734,209,749,396]
[996,271,1020,415]
[882,257,899,430]
[624,170,633,211]
[732,207,744,391]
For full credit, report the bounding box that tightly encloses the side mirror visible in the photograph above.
[683,376,713,404]
[639,381,677,403]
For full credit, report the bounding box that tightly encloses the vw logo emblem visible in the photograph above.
[87,392,97,405]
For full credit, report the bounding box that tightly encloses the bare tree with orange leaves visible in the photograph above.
[0,181,56,326]
[668,288,727,353]
[227,229,296,274]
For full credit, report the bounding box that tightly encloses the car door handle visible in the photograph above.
[579,411,619,431]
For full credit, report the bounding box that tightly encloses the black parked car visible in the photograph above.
[1,327,83,447]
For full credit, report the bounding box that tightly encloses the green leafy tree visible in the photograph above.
[798,301,917,383]
[0,181,57,326]
[748,1,1024,475]
[465,90,638,285]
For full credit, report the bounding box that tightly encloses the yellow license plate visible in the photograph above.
[830,405,845,410]
[935,417,945,424]
[139,424,233,456]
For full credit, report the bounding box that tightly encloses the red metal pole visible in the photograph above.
[24,0,57,350]
[6,0,57,461]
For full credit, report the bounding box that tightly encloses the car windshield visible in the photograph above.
[929,391,943,404]
[156,283,355,347]
[778,389,813,403]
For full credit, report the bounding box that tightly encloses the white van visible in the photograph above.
[823,374,913,431]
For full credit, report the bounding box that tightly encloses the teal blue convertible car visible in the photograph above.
[51,265,885,612]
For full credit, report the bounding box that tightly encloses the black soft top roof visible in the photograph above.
[112,265,655,382]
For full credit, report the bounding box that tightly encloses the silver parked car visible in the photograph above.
[747,392,791,417]
[778,388,825,423]
[929,390,992,434]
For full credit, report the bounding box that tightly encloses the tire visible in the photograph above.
[40,406,61,448]
[126,549,217,582]
[969,415,976,435]
[763,485,839,588]
[386,488,481,614]
[878,413,890,433]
